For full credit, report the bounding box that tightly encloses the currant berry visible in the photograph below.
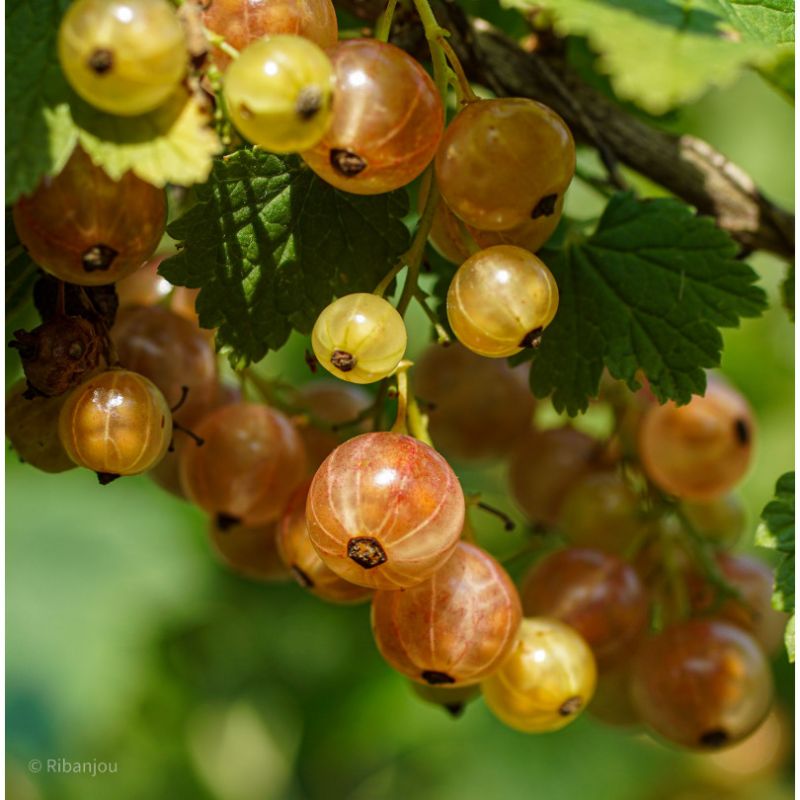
[558,471,643,554]
[13,148,166,286]
[631,619,773,750]
[638,376,755,501]
[447,245,559,357]
[311,294,407,384]
[179,402,306,526]
[520,547,648,667]
[209,517,288,582]
[306,432,465,590]
[111,305,218,427]
[58,0,187,116]
[58,369,172,480]
[224,35,334,153]
[410,681,480,718]
[481,617,597,733]
[202,0,338,71]
[277,482,372,603]
[371,542,522,686]
[508,427,598,527]
[149,381,241,498]
[682,495,746,549]
[692,554,788,654]
[294,381,372,469]
[10,315,104,398]
[6,381,76,473]
[301,39,444,194]
[436,98,575,232]
[115,256,172,309]
[415,343,534,461]
[420,172,564,264]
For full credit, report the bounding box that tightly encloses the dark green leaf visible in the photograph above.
[781,262,794,321]
[756,471,795,661]
[160,150,411,366]
[529,193,767,414]
[5,208,39,323]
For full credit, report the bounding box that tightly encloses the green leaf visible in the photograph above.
[504,0,792,113]
[5,0,77,203]
[529,193,766,415]
[160,150,411,366]
[756,471,795,662]
[781,263,795,321]
[5,209,39,323]
[74,89,222,188]
[5,0,220,204]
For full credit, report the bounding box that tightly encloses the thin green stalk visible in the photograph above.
[374,0,399,42]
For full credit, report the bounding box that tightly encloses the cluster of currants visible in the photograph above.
[6,0,782,754]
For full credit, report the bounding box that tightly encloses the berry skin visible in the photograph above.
[558,471,643,554]
[58,369,172,479]
[481,617,597,733]
[415,343,534,461]
[520,548,648,667]
[111,305,218,427]
[508,427,598,527]
[631,619,773,750]
[420,172,564,263]
[224,35,335,153]
[209,517,289,582]
[447,245,559,357]
[306,432,465,590]
[277,482,372,603]
[294,381,372,470]
[202,0,338,71]
[371,542,522,686]
[58,0,187,116]
[13,147,166,286]
[179,402,306,526]
[637,376,755,501]
[301,40,444,194]
[311,293,407,384]
[6,381,76,473]
[682,495,746,549]
[115,256,173,309]
[436,98,575,232]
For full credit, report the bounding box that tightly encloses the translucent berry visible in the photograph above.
[13,147,166,286]
[447,245,559,357]
[415,343,534,461]
[301,39,444,194]
[224,35,334,153]
[558,471,644,554]
[638,377,755,501]
[482,617,597,733]
[631,619,773,750]
[209,517,288,582]
[311,293,407,384]
[179,402,306,526]
[111,305,218,426]
[58,369,172,480]
[306,432,465,590]
[115,255,172,309]
[508,427,598,527]
[58,0,187,116]
[277,482,372,603]
[521,547,648,666]
[202,0,338,71]
[371,542,522,685]
[6,381,76,473]
[436,98,575,232]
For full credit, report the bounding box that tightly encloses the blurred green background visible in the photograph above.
[5,17,794,800]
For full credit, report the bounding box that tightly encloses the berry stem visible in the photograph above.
[203,27,240,61]
[438,37,477,104]
[389,360,412,436]
[374,0,399,42]
[413,288,450,344]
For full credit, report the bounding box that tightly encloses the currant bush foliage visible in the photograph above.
[519,193,765,414]
[504,0,795,112]
[160,150,410,366]
[757,471,795,661]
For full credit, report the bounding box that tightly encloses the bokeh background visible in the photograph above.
[6,4,794,798]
